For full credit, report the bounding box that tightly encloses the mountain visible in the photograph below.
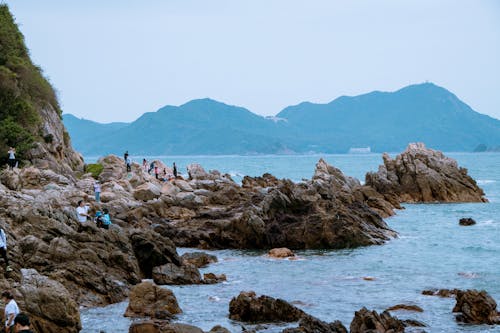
[64,83,500,156]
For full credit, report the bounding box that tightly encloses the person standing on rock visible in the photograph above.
[93,181,101,203]
[148,161,155,175]
[102,208,112,230]
[142,158,148,172]
[76,200,90,223]
[173,162,178,179]
[154,165,159,179]
[123,151,129,164]
[0,229,12,273]
[7,148,15,170]
[13,313,33,333]
[1,291,19,333]
[126,157,132,172]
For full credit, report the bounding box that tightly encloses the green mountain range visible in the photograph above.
[64,83,500,156]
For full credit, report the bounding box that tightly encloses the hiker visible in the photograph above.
[7,148,15,170]
[154,165,159,179]
[126,157,131,172]
[142,158,148,172]
[102,208,111,230]
[14,313,33,333]
[148,161,155,174]
[93,181,101,202]
[1,291,19,333]
[76,200,90,223]
[173,162,178,178]
[0,229,12,272]
[123,151,129,164]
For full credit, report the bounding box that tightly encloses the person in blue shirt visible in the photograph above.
[102,208,112,230]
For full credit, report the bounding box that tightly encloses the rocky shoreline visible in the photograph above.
[0,143,492,332]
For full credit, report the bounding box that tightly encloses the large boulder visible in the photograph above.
[268,248,295,258]
[98,155,126,182]
[366,143,488,203]
[459,217,476,226]
[134,183,161,201]
[124,281,181,319]
[229,291,306,322]
[129,229,181,278]
[129,321,204,333]
[181,251,218,268]
[350,307,405,333]
[453,289,500,324]
[152,263,202,285]
[18,269,81,333]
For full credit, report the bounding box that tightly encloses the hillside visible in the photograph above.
[0,5,82,173]
[64,83,500,156]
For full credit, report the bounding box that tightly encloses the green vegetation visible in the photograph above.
[85,163,104,179]
[0,5,61,166]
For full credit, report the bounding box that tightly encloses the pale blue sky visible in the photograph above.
[5,0,500,122]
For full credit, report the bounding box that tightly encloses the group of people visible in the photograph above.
[142,159,178,181]
[76,200,112,229]
[2,291,34,333]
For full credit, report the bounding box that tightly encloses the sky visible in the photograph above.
[4,0,500,123]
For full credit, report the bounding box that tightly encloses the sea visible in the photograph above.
[81,153,500,333]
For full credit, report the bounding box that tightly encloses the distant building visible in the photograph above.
[348,147,371,154]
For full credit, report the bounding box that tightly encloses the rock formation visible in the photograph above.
[268,248,295,258]
[349,307,405,333]
[229,291,306,322]
[366,143,487,203]
[459,217,476,226]
[124,281,182,319]
[181,252,218,268]
[282,315,348,333]
[453,289,500,324]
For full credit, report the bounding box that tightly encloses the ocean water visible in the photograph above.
[81,153,500,333]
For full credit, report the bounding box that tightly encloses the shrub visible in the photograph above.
[85,163,103,179]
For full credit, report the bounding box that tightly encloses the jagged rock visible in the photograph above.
[203,273,227,284]
[187,163,211,180]
[18,268,81,333]
[124,281,181,319]
[385,304,424,312]
[98,155,126,182]
[134,183,162,201]
[229,291,306,322]
[366,143,487,203]
[129,229,181,278]
[283,315,348,333]
[181,251,218,268]
[208,326,231,333]
[453,289,500,324]
[268,248,295,258]
[152,263,202,285]
[459,217,476,226]
[350,307,405,333]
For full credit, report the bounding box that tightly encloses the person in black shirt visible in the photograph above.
[14,313,34,333]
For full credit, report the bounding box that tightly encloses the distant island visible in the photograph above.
[63,83,500,155]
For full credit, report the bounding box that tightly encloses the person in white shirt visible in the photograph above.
[93,181,101,203]
[7,147,15,170]
[0,229,12,272]
[1,291,19,332]
[76,200,90,223]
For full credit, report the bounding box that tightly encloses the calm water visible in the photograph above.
[81,153,500,333]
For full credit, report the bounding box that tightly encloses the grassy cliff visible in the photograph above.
[0,4,64,166]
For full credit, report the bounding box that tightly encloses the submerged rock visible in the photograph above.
[453,289,500,324]
[229,291,306,322]
[202,272,227,284]
[385,304,424,312]
[124,281,181,319]
[129,321,205,333]
[459,217,476,226]
[366,143,488,203]
[268,248,295,258]
[422,288,459,298]
[283,315,348,333]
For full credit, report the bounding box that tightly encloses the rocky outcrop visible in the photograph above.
[366,143,487,203]
[124,281,181,319]
[459,218,476,226]
[181,252,218,268]
[129,321,205,333]
[17,268,81,333]
[350,307,405,333]
[229,291,306,322]
[159,158,397,250]
[283,315,348,333]
[385,304,423,312]
[453,289,500,324]
[152,263,202,285]
[202,273,226,284]
[422,288,459,297]
[268,248,295,258]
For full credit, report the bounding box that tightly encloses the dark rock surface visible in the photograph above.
[181,251,218,268]
[350,307,405,333]
[152,263,202,285]
[282,315,348,333]
[453,289,500,324]
[459,218,476,226]
[124,281,182,319]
